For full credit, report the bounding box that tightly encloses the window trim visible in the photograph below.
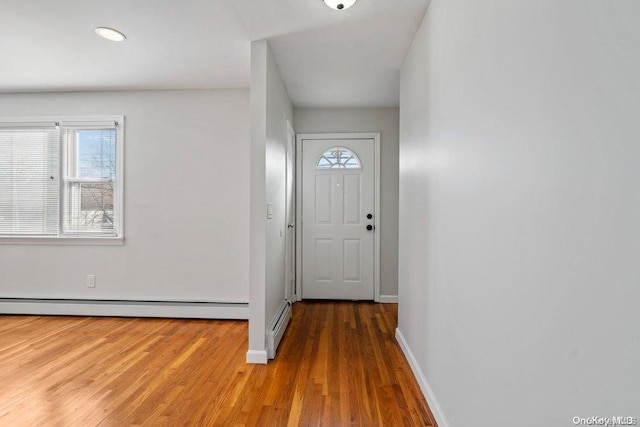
[0,115,124,245]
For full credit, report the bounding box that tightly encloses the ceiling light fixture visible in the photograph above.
[323,0,357,11]
[95,27,127,42]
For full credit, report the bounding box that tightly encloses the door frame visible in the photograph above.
[295,133,381,302]
[285,120,297,303]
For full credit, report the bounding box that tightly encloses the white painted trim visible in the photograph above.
[0,115,123,124]
[0,237,124,245]
[285,120,297,303]
[0,299,248,319]
[379,295,398,303]
[295,132,381,302]
[395,328,450,427]
[115,116,125,240]
[246,350,268,364]
[295,134,303,300]
[373,132,381,303]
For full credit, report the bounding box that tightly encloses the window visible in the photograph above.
[317,147,361,169]
[0,117,124,243]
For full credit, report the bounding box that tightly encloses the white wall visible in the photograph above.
[248,40,293,362]
[398,1,640,426]
[265,43,294,331]
[293,108,399,298]
[0,90,250,304]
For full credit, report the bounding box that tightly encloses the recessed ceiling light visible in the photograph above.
[323,0,357,11]
[95,27,127,42]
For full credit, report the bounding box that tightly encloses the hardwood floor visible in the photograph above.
[0,302,435,426]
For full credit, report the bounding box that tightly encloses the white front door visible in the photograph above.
[301,139,375,300]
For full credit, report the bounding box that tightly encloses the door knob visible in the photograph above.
[367,213,373,219]
[366,224,373,231]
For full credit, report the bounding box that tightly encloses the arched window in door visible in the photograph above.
[316,147,361,169]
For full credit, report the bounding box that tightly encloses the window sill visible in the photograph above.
[0,236,125,246]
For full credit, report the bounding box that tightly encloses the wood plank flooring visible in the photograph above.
[0,302,435,426]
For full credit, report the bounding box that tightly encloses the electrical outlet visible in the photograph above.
[87,274,96,288]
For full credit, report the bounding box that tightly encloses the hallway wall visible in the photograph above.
[248,40,293,362]
[398,1,640,425]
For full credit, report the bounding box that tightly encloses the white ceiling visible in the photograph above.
[0,0,429,107]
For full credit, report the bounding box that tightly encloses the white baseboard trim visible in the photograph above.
[379,295,398,303]
[0,298,248,320]
[395,327,450,427]
[246,349,268,364]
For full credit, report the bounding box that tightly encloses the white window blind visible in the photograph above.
[0,125,60,235]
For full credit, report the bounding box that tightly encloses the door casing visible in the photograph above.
[285,120,296,303]
[295,133,381,302]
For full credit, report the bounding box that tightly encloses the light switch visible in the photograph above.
[267,203,273,219]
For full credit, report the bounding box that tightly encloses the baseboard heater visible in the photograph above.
[0,298,249,320]
[266,300,292,359]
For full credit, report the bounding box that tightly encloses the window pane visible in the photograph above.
[63,127,118,236]
[65,182,114,234]
[77,130,116,179]
[317,147,361,169]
